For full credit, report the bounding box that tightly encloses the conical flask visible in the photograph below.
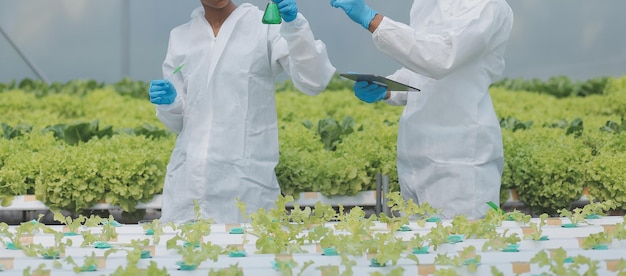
[262,0,281,24]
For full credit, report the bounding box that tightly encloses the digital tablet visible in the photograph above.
[339,73,421,92]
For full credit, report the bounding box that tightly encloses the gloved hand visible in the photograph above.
[274,0,298,23]
[330,0,377,30]
[148,79,177,105]
[354,81,387,103]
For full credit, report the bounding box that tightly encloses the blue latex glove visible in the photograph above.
[274,0,298,23]
[149,79,177,105]
[354,81,387,103]
[330,0,377,30]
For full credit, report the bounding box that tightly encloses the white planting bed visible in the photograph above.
[1,216,625,275]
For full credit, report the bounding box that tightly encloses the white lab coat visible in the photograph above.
[156,4,335,223]
[373,0,514,219]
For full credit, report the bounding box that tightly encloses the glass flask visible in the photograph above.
[262,0,281,24]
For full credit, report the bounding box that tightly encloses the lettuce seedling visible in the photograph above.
[53,211,86,236]
[525,213,550,241]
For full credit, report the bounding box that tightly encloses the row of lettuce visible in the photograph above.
[0,75,625,216]
[0,74,613,99]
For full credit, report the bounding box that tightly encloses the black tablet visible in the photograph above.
[340,73,421,92]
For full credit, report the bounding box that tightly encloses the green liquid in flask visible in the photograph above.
[262,1,281,24]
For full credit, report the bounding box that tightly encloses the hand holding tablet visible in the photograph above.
[340,73,421,92]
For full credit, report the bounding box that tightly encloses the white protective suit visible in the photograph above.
[373,0,514,219]
[156,4,335,223]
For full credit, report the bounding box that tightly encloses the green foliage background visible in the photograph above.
[1,75,625,214]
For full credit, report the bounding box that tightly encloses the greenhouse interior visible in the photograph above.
[2,1,626,275]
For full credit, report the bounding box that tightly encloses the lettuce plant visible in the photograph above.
[378,192,441,230]
[165,202,212,250]
[481,229,521,252]
[504,209,532,224]
[248,195,309,254]
[332,205,377,256]
[582,231,613,250]
[81,215,118,248]
[209,264,244,276]
[171,241,223,271]
[408,233,429,254]
[139,219,173,246]
[360,229,407,267]
[580,195,617,218]
[110,258,169,275]
[37,230,70,259]
[524,213,549,241]
[64,253,100,272]
[613,216,626,240]
[558,207,591,227]
[53,211,86,235]
[164,203,222,270]
[531,248,600,275]
[22,263,48,276]
[5,215,52,252]
[433,246,481,273]
[425,222,455,251]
